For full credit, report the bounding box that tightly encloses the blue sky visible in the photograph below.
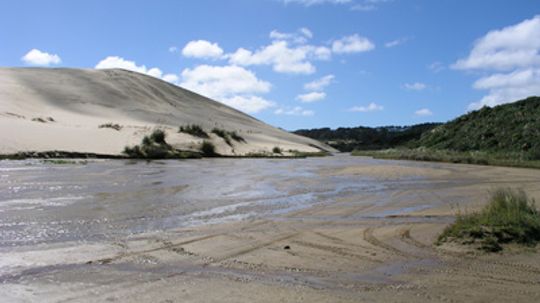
[1,0,539,130]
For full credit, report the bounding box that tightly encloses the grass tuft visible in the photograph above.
[179,124,209,138]
[200,141,217,157]
[123,129,200,159]
[437,188,540,252]
[99,123,122,131]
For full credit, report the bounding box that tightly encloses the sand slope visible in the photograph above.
[0,68,334,156]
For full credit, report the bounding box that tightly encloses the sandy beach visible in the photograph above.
[1,155,540,302]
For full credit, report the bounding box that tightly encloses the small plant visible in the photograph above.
[99,123,122,131]
[179,124,209,138]
[230,131,246,143]
[272,146,282,154]
[212,128,232,146]
[150,129,166,145]
[200,141,216,156]
[437,188,540,252]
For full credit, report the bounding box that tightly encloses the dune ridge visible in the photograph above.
[0,67,334,156]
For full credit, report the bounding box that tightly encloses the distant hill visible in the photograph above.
[416,97,540,157]
[294,123,441,152]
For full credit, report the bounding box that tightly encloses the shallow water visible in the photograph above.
[0,155,456,247]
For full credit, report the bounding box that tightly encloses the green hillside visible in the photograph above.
[416,96,540,158]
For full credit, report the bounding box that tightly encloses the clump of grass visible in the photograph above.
[43,159,87,165]
[123,129,200,159]
[437,188,540,252]
[200,141,217,157]
[99,123,122,131]
[179,124,209,138]
[272,146,282,154]
[229,131,246,143]
[211,128,246,146]
[288,149,329,158]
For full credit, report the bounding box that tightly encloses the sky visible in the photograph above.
[1,0,539,130]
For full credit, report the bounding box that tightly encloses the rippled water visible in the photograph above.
[0,155,451,247]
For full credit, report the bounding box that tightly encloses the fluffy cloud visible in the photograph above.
[296,91,326,103]
[403,82,427,91]
[21,49,61,66]
[452,15,540,110]
[95,56,179,84]
[415,108,433,116]
[351,0,393,11]
[304,74,335,91]
[228,40,326,74]
[182,40,224,59]
[180,64,274,113]
[348,102,383,112]
[332,34,375,54]
[275,106,314,116]
[270,28,313,44]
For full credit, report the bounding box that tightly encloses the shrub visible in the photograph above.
[179,124,209,138]
[212,128,232,146]
[150,129,166,144]
[230,131,246,143]
[437,188,540,252]
[272,146,282,154]
[200,141,216,156]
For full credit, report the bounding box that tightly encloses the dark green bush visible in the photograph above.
[272,146,282,154]
[201,141,216,156]
[150,129,166,144]
[179,124,209,138]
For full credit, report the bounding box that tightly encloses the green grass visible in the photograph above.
[179,124,209,138]
[272,146,282,154]
[211,128,245,146]
[123,129,201,159]
[437,188,540,252]
[352,148,540,169]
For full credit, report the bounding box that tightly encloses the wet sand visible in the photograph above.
[1,155,540,302]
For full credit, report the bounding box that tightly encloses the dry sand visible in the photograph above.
[1,158,540,302]
[0,68,334,156]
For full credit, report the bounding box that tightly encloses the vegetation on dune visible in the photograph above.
[200,141,217,157]
[294,123,440,152]
[178,124,209,138]
[123,129,201,159]
[99,123,122,131]
[272,146,282,154]
[288,149,329,158]
[437,188,540,252]
[211,128,245,146]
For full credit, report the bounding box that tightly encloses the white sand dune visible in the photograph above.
[0,68,335,156]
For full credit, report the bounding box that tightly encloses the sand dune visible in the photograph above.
[0,68,334,156]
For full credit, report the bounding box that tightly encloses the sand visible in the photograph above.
[0,68,334,156]
[1,157,540,302]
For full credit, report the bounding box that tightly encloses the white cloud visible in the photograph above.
[221,95,275,114]
[180,64,274,113]
[351,0,393,11]
[403,82,427,91]
[275,106,314,116]
[182,40,224,59]
[332,34,375,54]
[415,108,433,116]
[282,0,351,6]
[453,15,540,71]
[269,28,313,44]
[304,74,335,91]
[21,49,61,66]
[385,37,409,48]
[452,15,540,110]
[296,91,326,103]
[228,41,323,74]
[168,46,178,53]
[95,56,179,84]
[348,102,383,112]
